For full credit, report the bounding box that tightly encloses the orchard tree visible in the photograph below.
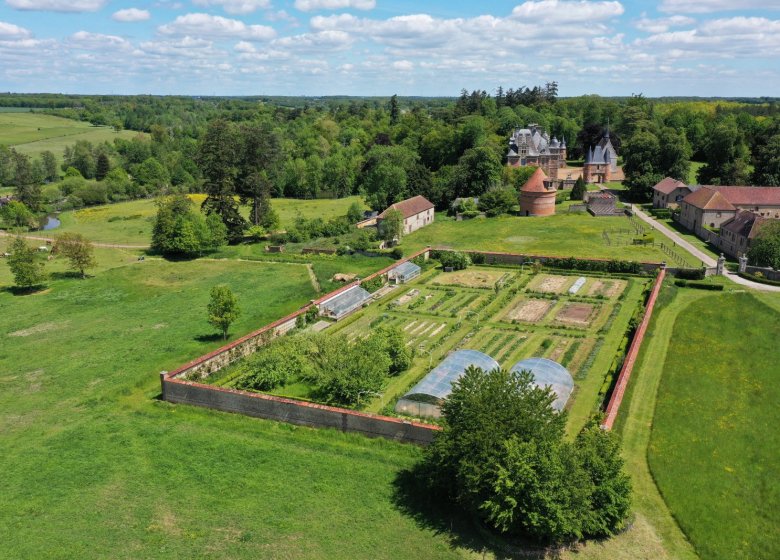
[52,232,96,278]
[379,208,404,242]
[7,237,46,290]
[207,285,241,340]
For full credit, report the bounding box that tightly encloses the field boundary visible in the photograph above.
[160,248,664,442]
[601,268,666,429]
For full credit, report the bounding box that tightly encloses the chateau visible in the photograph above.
[506,124,566,179]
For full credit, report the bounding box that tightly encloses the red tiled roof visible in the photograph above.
[653,177,688,195]
[682,187,736,211]
[520,167,549,193]
[707,186,780,207]
[378,195,434,219]
[720,210,769,239]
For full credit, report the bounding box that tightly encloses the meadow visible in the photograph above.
[1,112,139,163]
[648,292,780,560]
[0,249,496,559]
[48,195,367,246]
[402,206,698,266]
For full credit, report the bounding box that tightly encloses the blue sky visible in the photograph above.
[0,1,778,97]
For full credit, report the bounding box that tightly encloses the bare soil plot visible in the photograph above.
[529,274,572,294]
[555,303,598,327]
[505,298,553,323]
[395,289,420,306]
[431,268,505,288]
[586,278,627,298]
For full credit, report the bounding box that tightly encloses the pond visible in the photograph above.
[40,215,61,231]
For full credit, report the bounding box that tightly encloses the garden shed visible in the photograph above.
[318,285,372,321]
[388,261,421,284]
[510,357,574,411]
[395,350,499,418]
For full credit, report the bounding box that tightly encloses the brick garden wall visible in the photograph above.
[601,268,666,430]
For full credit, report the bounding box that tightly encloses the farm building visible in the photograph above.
[387,261,421,284]
[510,357,574,412]
[395,350,499,418]
[317,285,372,321]
[652,177,691,209]
[377,195,435,235]
[584,191,619,216]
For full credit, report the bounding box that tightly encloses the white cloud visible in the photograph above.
[295,0,375,11]
[69,31,132,50]
[192,0,270,15]
[112,8,151,22]
[392,59,413,71]
[0,20,31,39]
[511,0,624,23]
[272,30,352,51]
[5,0,106,12]
[637,16,780,57]
[659,0,780,13]
[634,14,694,33]
[158,13,276,40]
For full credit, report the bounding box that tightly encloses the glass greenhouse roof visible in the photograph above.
[510,357,574,411]
[390,261,421,278]
[404,349,499,402]
[320,286,372,318]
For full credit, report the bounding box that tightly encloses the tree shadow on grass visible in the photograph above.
[49,271,87,280]
[1,285,48,296]
[391,466,559,560]
[194,333,225,343]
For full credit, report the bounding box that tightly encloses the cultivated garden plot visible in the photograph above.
[199,263,650,430]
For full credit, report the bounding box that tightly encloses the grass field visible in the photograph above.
[0,249,504,559]
[688,161,705,184]
[402,207,698,266]
[49,196,366,245]
[648,292,780,560]
[1,112,140,164]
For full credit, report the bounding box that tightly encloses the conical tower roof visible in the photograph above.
[520,167,549,193]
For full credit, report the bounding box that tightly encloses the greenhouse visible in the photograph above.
[388,261,421,284]
[510,357,574,411]
[395,350,499,418]
[318,285,372,321]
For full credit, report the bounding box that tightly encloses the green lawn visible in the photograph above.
[688,161,705,184]
[648,292,780,560]
[1,112,139,163]
[50,196,367,246]
[0,251,493,559]
[402,208,698,266]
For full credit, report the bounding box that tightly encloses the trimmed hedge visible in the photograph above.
[674,279,724,291]
[543,256,642,274]
[738,272,780,287]
[676,268,706,280]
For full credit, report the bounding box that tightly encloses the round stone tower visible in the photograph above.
[519,168,556,216]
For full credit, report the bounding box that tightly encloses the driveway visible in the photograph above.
[631,205,780,293]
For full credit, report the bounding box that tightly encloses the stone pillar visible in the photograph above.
[738,254,748,273]
[716,253,726,276]
[160,371,168,401]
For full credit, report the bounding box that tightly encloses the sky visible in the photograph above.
[0,1,778,97]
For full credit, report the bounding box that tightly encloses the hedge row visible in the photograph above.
[675,267,706,280]
[738,272,780,287]
[674,279,725,291]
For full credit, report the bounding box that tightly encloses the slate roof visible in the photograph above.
[378,195,434,219]
[682,187,737,211]
[720,210,768,239]
[520,167,550,193]
[653,177,689,195]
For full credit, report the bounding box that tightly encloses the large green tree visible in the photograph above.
[52,233,96,278]
[6,236,46,290]
[151,194,227,257]
[622,130,662,201]
[747,220,780,269]
[697,116,751,185]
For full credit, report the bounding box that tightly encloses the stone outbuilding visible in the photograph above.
[377,195,435,235]
[519,168,557,216]
[652,177,691,209]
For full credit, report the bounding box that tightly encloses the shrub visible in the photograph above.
[674,280,725,291]
[437,250,470,271]
[676,268,706,280]
[361,275,384,293]
[390,247,404,260]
